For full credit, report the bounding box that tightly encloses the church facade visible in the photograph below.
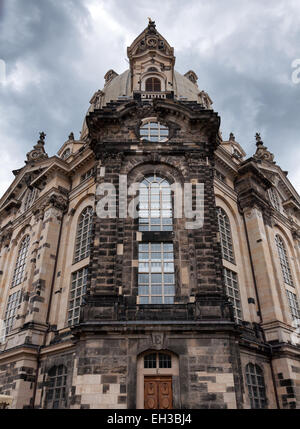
[0,21,300,409]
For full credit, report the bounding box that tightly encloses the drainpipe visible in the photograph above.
[31,209,65,408]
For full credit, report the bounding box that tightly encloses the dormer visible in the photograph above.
[184,70,198,86]
[221,133,246,163]
[127,19,175,99]
[57,132,84,162]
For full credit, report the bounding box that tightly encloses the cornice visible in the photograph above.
[0,345,39,363]
[214,180,238,203]
[215,146,241,175]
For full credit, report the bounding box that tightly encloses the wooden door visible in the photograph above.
[144,376,173,409]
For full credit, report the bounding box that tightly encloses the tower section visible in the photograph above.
[71,21,244,409]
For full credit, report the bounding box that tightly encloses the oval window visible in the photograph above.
[140,121,169,143]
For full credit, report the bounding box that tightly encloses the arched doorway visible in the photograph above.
[137,350,179,409]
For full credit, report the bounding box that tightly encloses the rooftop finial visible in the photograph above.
[38,132,46,145]
[255,132,263,146]
[253,133,275,163]
[69,132,74,141]
[147,17,156,33]
[26,131,48,163]
[229,132,235,141]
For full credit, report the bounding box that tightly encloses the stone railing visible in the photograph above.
[141,92,167,99]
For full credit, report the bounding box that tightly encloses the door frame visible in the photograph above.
[136,350,179,409]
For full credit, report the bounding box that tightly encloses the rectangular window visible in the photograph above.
[223,268,242,323]
[159,353,172,368]
[138,243,175,304]
[144,353,157,368]
[0,290,22,342]
[286,290,300,324]
[68,268,88,326]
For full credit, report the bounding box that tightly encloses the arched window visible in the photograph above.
[12,235,30,287]
[140,120,169,143]
[245,363,267,409]
[74,206,93,263]
[269,188,281,212]
[45,365,68,409]
[61,148,71,160]
[138,175,175,305]
[145,77,161,92]
[23,188,39,212]
[217,207,234,263]
[139,175,172,232]
[144,352,172,369]
[275,235,293,286]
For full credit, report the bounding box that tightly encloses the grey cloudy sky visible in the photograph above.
[1,0,300,196]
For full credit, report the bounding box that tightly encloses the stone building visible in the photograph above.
[0,20,300,409]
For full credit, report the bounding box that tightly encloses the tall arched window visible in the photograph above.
[275,235,294,286]
[23,188,39,212]
[12,235,30,287]
[245,363,267,409]
[139,175,172,232]
[45,365,68,409]
[217,207,234,263]
[269,188,281,212]
[74,206,93,263]
[145,77,161,92]
[138,175,175,304]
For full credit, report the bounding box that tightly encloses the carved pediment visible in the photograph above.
[127,19,174,60]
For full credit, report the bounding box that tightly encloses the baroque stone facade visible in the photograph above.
[0,21,300,409]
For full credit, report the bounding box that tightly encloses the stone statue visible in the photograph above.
[255,132,263,145]
[229,132,235,141]
[198,90,213,109]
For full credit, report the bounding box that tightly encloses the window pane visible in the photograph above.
[159,353,172,368]
[223,268,243,324]
[139,120,169,143]
[12,235,30,288]
[45,366,68,409]
[138,243,175,304]
[74,207,93,263]
[245,364,267,409]
[217,207,235,264]
[139,175,172,232]
[68,268,88,326]
[275,235,294,286]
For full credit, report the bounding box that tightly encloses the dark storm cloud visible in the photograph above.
[0,0,95,193]
[0,0,300,195]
